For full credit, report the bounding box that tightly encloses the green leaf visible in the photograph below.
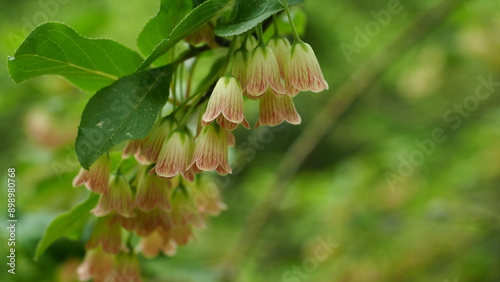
[35,193,99,261]
[214,0,304,37]
[76,65,173,169]
[8,22,143,92]
[137,0,192,60]
[139,0,231,70]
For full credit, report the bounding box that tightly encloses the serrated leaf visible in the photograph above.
[139,0,231,70]
[35,193,99,261]
[137,0,192,60]
[76,66,173,169]
[214,0,304,37]
[8,22,143,92]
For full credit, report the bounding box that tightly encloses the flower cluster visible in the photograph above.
[72,6,328,281]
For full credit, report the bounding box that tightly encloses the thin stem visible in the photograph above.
[256,23,265,46]
[273,14,280,36]
[225,36,238,76]
[169,91,201,116]
[186,56,200,99]
[282,0,301,43]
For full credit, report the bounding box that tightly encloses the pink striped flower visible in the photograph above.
[255,90,302,128]
[246,45,286,97]
[139,118,176,163]
[135,170,172,212]
[155,130,194,181]
[202,75,249,131]
[188,124,232,175]
[191,175,227,216]
[92,174,135,218]
[288,42,329,93]
[72,154,110,194]
[77,246,115,282]
[136,228,177,258]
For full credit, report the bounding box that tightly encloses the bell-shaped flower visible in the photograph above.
[202,75,249,131]
[110,253,142,282]
[135,170,172,212]
[155,130,194,181]
[72,154,110,194]
[255,90,302,127]
[288,42,329,93]
[139,118,176,163]
[246,45,286,97]
[188,124,232,175]
[185,23,217,48]
[92,174,135,218]
[171,226,194,246]
[85,216,122,254]
[77,246,115,282]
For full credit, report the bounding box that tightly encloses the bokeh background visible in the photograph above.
[1,0,499,281]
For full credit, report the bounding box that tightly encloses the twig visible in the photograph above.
[220,0,466,280]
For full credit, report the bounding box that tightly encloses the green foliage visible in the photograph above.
[139,0,231,69]
[7,22,143,92]
[76,66,172,169]
[214,0,304,37]
[137,0,192,58]
[35,193,99,261]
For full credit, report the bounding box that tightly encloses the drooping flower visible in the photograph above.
[155,130,194,181]
[139,118,176,163]
[109,253,142,282]
[188,124,232,175]
[268,36,300,96]
[255,90,301,127]
[246,45,286,97]
[85,216,122,254]
[77,246,115,282]
[72,154,110,194]
[170,226,194,246]
[92,174,135,218]
[135,170,172,212]
[288,42,329,93]
[201,75,249,130]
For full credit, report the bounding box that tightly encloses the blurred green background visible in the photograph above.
[1,0,499,281]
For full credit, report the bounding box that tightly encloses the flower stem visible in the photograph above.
[256,23,266,47]
[282,0,301,43]
[273,14,280,36]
